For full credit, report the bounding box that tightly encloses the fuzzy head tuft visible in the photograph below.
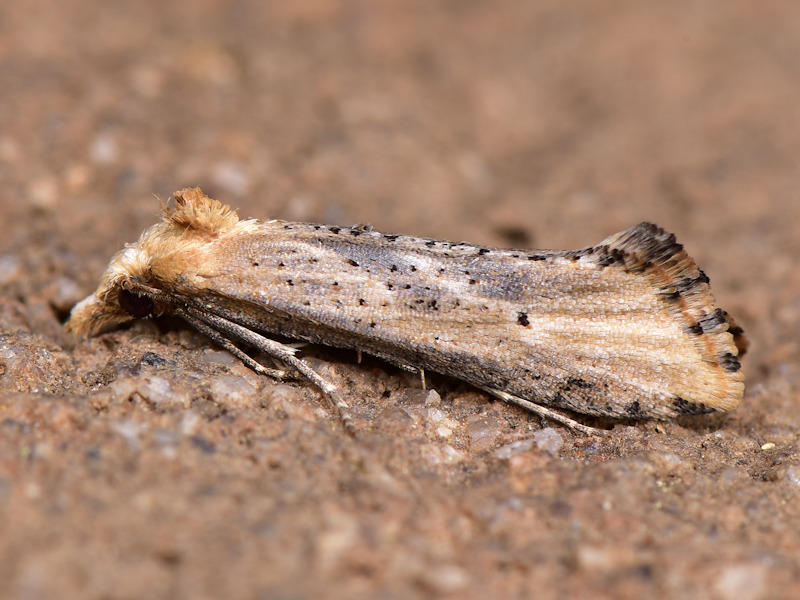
[67,188,258,336]
[166,187,241,234]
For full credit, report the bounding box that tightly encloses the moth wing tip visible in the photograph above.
[597,222,747,410]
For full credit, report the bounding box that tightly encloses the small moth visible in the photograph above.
[67,188,747,434]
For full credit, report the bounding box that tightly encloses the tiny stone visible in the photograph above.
[28,177,58,209]
[776,464,800,486]
[442,445,465,463]
[180,411,202,436]
[209,375,258,404]
[90,133,119,164]
[467,413,500,452]
[533,427,563,455]
[0,255,21,285]
[718,467,749,485]
[419,564,469,594]
[494,437,535,459]
[131,376,192,409]
[427,408,447,422]
[201,349,238,366]
[107,377,139,401]
[266,383,301,402]
[424,389,441,405]
[575,545,616,572]
[138,376,175,405]
[421,444,464,465]
[393,388,430,405]
[713,563,767,600]
[111,420,142,450]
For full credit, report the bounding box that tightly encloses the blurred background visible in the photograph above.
[2,0,796,374]
[2,1,800,598]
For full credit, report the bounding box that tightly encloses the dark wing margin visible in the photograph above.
[579,222,745,414]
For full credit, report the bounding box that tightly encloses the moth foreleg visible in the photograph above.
[179,311,302,382]
[178,308,356,434]
[478,386,600,435]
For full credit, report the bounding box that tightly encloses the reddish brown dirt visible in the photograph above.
[1,1,799,599]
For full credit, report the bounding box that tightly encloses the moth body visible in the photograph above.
[68,188,747,431]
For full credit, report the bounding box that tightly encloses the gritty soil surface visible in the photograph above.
[1,1,800,599]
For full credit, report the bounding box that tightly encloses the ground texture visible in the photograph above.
[1,1,799,599]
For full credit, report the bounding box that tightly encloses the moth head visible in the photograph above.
[66,245,164,336]
[67,187,256,337]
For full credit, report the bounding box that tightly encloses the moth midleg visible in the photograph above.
[393,363,427,390]
[177,310,301,382]
[478,386,599,435]
[179,307,356,434]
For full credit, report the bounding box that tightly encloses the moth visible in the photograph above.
[67,188,747,434]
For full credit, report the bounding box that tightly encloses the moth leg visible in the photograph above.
[394,364,427,390]
[117,282,302,382]
[179,308,356,434]
[478,386,600,436]
[179,311,302,382]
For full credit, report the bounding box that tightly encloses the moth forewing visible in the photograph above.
[67,188,746,433]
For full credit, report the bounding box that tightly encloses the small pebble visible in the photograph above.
[494,438,534,459]
[533,427,563,456]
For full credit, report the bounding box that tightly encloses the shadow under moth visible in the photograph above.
[67,188,747,434]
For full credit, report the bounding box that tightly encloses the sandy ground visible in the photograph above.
[1,1,800,598]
